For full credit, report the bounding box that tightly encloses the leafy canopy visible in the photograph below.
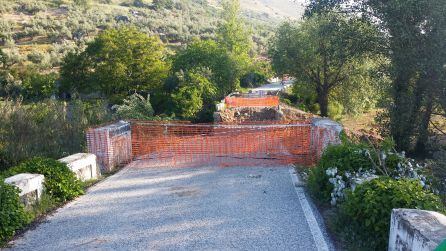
[60,27,169,103]
[217,0,252,70]
[170,67,216,120]
[269,13,380,117]
[171,39,239,97]
[305,0,446,152]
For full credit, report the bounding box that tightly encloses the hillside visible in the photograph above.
[0,0,304,72]
[240,0,305,19]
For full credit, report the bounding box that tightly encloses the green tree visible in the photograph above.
[331,58,389,115]
[60,27,169,103]
[217,0,252,70]
[269,14,380,117]
[171,40,238,97]
[171,67,216,120]
[306,0,446,152]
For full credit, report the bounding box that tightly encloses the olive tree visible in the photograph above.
[269,14,380,117]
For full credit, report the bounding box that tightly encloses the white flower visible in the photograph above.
[381,152,387,160]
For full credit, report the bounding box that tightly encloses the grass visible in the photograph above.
[340,109,380,132]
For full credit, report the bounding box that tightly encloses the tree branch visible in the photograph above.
[430,121,446,136]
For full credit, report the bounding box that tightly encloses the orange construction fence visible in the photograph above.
[225,96,279,108]
[86,121,132,172]
[130,121,335,168]
[87,120,341,170]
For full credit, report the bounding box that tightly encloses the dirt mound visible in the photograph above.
[214,103,316,123]
[280,104,317,121]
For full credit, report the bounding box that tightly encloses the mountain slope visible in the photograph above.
[0,0,302,72]
[240,0,305,19]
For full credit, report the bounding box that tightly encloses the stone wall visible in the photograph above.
[388,209,446,251]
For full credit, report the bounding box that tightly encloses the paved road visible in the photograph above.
[9,166,333,250]
[252,80,293,92]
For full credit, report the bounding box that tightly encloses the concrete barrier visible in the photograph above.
[311,118,343,158]
[5,173,44,206]
[59,153,100,181]
[388,209,446,251]
[86,121,132,172]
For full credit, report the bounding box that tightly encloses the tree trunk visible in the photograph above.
[317,89,329,117]
[415,99,433,155]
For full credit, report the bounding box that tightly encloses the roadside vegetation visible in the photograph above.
[0,157,87,245]
[306,136,445,250]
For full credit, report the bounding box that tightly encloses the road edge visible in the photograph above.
[289,168,331,251]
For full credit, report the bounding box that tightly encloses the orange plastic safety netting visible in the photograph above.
[225,96,279,108]
[129,121,328,168]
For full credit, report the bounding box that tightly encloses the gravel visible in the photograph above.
[9,166,333,250]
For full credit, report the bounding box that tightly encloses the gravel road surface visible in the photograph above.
[9,166,333,250]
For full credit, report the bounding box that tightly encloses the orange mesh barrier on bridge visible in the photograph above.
[86,121,132,172]
[129,121,330,168]
[225,96,279,108]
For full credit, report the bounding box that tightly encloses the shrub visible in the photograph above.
[0,180,31,245]
[15,0,47,14]
[112,93,154,120]
[307,137,432,205]
[308,140,373,204]
[21,72,58,101]
[4,158,84,202]
[336,177,444,250]
[327,101,343,121]
[0,100,111,170]
[240,71,267,88]
[427,149,446,204]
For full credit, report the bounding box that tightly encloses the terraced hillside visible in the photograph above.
[0,0,304,72]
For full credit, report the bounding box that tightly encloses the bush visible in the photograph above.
[4,158,84,202]
[240,71,267,88]
[327,101,343,121]
[308,140,373,204]
[427,149,446,204]
[170,67,217,121]
[336,177,444,250]
[0,180,31,245]
[112,93,154,120]
[307,137,431,205]
[21,72,58,101]
[15,0,47,14]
